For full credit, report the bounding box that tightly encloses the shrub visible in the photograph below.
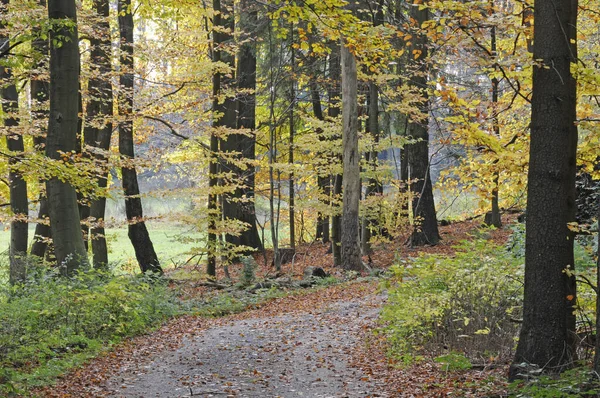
[380,238,523,364]
[0,265,180,391]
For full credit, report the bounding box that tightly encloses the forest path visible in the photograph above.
[43,281,387,397]
[104,291,386,397]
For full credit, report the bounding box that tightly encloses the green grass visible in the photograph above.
[0,223,205,271]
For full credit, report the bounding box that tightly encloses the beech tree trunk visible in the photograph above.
[328,43,342,266]
[340,40,362,271]
[234,0,262,251]
[407,4,439,247]
[30,0,52,260]
[310,74,330,243]
[1,1,28,283]
[511,0,578,378]
[118,0,162,274]
[86,0,113,269]
[46,0,89,274]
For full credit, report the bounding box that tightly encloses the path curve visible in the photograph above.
[99,290,387,397]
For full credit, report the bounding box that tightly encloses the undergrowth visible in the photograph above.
[0,265,179,394]
[381,237,524,366]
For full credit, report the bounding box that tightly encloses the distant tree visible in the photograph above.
[46,0,89,274]
[510,0,578,378]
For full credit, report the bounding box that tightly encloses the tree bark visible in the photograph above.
[118,0,162,274]
[511,0,578,378]
[1,1,28,283]
[86,0,113,269]
[340,39,362,271]
[30,0,52,260]
[288,22,295,251]
[234,0,262,250]
[46,0,89,274]
[407,4,439,247]
[328,43,342,266]
[309,74,330,243]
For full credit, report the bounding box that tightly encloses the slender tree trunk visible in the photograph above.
[328,43,342,266]
[46,0,89,274]
[288,22,295,251]
[118,0,162,274]
[1,2,28,283]
[267,20,281,271]
[407,4,439,247]
[30,0,52,260]
[486,18,501,228]
[310,75,330,243]
[340,39,362,271]
[86,0,113,269]
[510,0,578,378]
[362,80,382,254]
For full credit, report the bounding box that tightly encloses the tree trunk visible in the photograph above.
[86,0,113,269]
[362,80,382,254]
[310,75,330,243]
[30,0,52,260]
[118,0,162,274]
[486,20,501,228]
[1,2,28,283]
[288,22,295,251]
[328,43,342,266]
[407,4,439,247]
[234,0,262,250]
[46,0,89,274]
[340,39,362,271]
[510,0,578,378]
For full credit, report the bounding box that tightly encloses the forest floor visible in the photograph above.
[39,216,515,397]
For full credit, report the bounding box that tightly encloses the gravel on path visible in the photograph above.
[103,294,387,397]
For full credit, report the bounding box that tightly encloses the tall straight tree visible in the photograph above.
[86,0,113,269]
[328,43,342,266]
[216,0,263,253]
[30,0,52,260]
[510,0,578,378]
[406,2,439,246]
[118,0,162,274]
[1,0,28,283]
[46,0,89,274]
[233,0,262,250]
[340,38,361,271]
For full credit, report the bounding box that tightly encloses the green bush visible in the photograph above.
[381,238,523,364]
[0,266,180,391]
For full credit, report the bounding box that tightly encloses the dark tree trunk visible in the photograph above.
[407,5,439,247]
[215,0,248,255]
[86,0,113,269]
[288,22,296,251]
[30,0,52,260]
[362,80,382,254]
[486,20,501,228]
[510,0,578,378]
[234,0,262,251]
[309,74,330,243]
[328,43,342,266]
[340,39,362,271]
[118,0,162,274]
[1,2,28,283]
[46,0,89,274]
[207,0,228,277]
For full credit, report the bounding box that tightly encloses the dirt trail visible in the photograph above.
[99,292,387,397]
